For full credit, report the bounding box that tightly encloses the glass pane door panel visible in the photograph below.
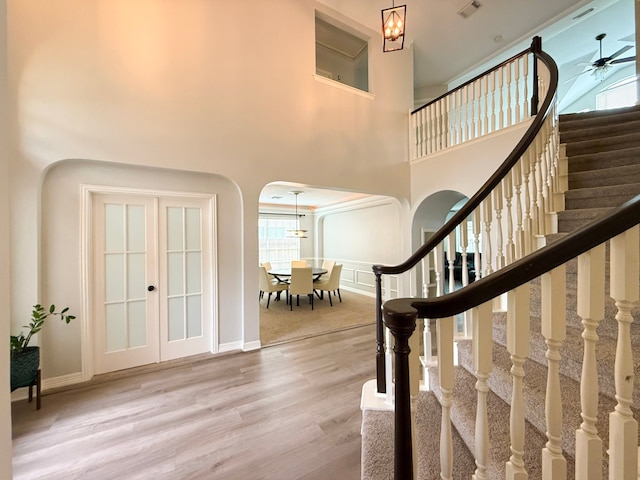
[187,295,202,338]
[106,303,126,352]
[168,297,185,341]
[185,208,201,250]
[128,301,147,348]
[186,252,202,293]
[167,207,184,251]
[127,205,146,251]
[105,254,125,302]
[167,252,184,296]
[105,204,124,252]
[127,253,146,299]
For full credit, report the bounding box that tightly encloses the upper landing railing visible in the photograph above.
[411,40,541,158]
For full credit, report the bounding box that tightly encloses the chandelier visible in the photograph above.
[382,2,406,52]
[286,191,307,239]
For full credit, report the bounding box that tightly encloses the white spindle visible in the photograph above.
[470,81,477,140]
[482,198,493,276]
[506,284,530,480]
[435,242,444,297]
[514,58,521,123]
[506,62,513,127]
[498,66,505,130]
[523,53,530,118]
[521,150,533,255]
[512,160,524,260]
[483,75,489,135]
[490,71,497,133]
[576,244,605,480]
[529,146,540,239]
[472,301,493,480]
[493,181,505,269]
[438,315,455,480]
[504,173,515,264]
[609,226,639,480]
[541,266,567,479]
[447,233,455,294]
[473,209,482,279]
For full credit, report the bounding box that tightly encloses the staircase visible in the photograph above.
[361,105,640,479]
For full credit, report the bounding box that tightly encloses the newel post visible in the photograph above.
[383,300,418,480]
[375,270,386,394]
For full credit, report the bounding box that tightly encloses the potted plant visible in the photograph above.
[10,304,75,394]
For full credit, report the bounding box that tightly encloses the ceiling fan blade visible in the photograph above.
[608,44,633,60]
[563,68,594,83]
[611,56,636,64]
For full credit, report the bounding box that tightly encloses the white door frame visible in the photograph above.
[80,184,218,381]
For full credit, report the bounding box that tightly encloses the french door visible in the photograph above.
[92,192,213,374]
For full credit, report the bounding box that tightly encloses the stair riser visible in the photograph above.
[560,119,640,144]
[565,192,640,210]
[568,149,640,173]
[566,135,640,157]
[569,165,640,189]
[560,105,640,129]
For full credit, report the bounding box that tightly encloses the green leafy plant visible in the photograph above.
[10,304,75,357]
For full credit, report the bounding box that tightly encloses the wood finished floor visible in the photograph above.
[11,324,377,480]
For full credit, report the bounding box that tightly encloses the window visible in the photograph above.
[258,217,301,269]
[596,76,638,110]
[315,14,369,92]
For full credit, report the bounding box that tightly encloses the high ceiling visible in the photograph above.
[260,0,637,209]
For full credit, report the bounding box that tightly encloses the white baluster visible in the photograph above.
[529,146,540,239]
[436,100,443,152]
[490,71,497,133]
[576,244,605,480]
[460,220,470,286]
[470,81,477,140]
[422,318,432,391]
[465,85,472,142]
[435,242,444,297]
[429,104,436,154]
[504,174,515,264]
[472,301,493,480]
[447,233,455,294]
[506,62,513,127]
[483,75,489,136]
[444,96,451,149]
[506,284,530,480]
[512,160,524,260]
[456,88,463,145]
[482,198,493,276]
[541,266,567,479]
[498,66,505,130]
[493,181,505,270]
[520,151,533,255]
[522,53,530,118]
[473,209,482,279]
[609,226,639,480]
[419,109,427,157]
[438,315,455,480]
[514,57,521,123]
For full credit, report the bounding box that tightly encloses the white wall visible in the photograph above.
[7,0,413,384]
[317,197,407,296]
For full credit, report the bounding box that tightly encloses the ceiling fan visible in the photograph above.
[578,33,635,80]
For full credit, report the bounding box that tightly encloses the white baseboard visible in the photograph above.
[243,340,261,351]
[11,371,84,402]
[218,341,244,353]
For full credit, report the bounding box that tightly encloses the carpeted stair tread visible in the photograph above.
[428,361,552,479]
[360,396,476,480]
[569,164,640,189]
[559,105,640,129]
[560,117,640,144]
[457,337,605,471]
[557,207,611,232]
[415,391,477,479]
[564,183,640,209]
[565,131,640,157]
[567,146,640,173]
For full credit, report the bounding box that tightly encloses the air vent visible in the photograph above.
[458,0,481,19]
[572,8,594,20]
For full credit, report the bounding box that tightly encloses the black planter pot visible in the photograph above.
[10,346,40,392]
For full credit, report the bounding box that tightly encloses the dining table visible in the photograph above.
[268,267,328,283]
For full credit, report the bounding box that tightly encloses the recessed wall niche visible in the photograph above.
[315,14,369,92]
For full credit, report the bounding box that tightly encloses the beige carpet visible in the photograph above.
[259,289,376,346]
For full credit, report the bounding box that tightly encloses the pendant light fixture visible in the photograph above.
[286,191,307,238]
[382,2,406,52]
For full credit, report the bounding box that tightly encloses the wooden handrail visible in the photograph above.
[384,193,640,320]
[373,36,555,278]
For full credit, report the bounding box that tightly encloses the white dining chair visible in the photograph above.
[291,260,307,268]
[258,266,288,308]
[315,264,342,306]
[288,267,314,310]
